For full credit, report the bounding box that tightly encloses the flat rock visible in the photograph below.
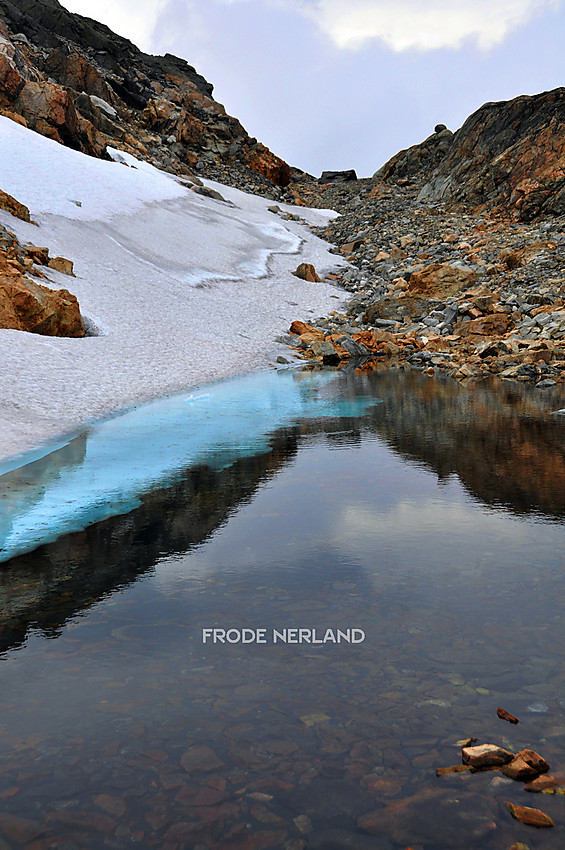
[462,744,514,768]
[505,802,554,827]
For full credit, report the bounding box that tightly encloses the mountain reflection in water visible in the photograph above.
[0,367,564,850]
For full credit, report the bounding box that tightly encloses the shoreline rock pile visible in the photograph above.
[284,158,564,386]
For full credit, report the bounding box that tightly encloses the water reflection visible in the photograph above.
[0,368,564,849]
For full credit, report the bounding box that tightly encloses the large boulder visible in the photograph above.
[319,169,358,183]
[409,263,478,299]
[0,274,85,336]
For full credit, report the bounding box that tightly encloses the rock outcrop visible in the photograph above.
[419,88,565,221]
[373,126,454,183]
[372,89,565,222]
[0,0,291,188]
[0,218,84,336]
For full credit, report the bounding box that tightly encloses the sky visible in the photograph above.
[60,0,565,177]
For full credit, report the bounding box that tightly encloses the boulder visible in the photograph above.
[319,170,358,183]
[0,274,85,336]
[409,263,477,299]
[501,749,550,781]
[0,189,32,222]
[47,256,74,276]
[292,263,321,282]
[461,744,514,768]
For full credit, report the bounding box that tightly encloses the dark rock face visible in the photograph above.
[373,126,454,183]
[418,88,565,221]
[0,0,291,185]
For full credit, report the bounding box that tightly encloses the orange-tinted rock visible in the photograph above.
[419,88,565,221]
[0,274,85,336]
[292,263,321,283]
[0,52,24,106]
[505,802,554,827]
[44,49,114,101]
[497,707,519,724]
[0,189,31,222]
[457,313,512,337]
[436,765,476,776]
[289,320,324,337]
[409,263,477,298]
[502,750,550,781]
[48,256,75,276]
[525,774,565,792]
[246,145,291,187]
[16,80,106,157]
[461,744,514,768]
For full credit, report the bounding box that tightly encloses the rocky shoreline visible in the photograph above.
[277,170,565,388]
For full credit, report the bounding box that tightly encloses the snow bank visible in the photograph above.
[0,118,186,220]
[0,118,349,465]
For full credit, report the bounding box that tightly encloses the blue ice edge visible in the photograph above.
[0,369,381,563]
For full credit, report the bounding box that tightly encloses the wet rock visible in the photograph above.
[280,778,375,827]
[461,744,514,768]
[358,789,496,846]
[501,750,550,780]
[505,802,554,827]
[307,829,393,849]
[524,773,565,792]
[179,744,224,773]
[497,707,519,724]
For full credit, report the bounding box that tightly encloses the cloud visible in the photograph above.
[60,0,169,51]
[267,0,563,51]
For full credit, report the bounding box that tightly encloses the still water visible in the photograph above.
[1,366,565,850]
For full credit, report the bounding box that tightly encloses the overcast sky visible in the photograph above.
[60,0,565,177]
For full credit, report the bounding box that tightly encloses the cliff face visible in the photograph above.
[0,0,291,187]
[374,89,565,222]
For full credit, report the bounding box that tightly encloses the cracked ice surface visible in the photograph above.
[0,118,349,464]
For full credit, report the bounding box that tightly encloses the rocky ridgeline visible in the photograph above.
[0,0,292,195]
[283,145,565,387]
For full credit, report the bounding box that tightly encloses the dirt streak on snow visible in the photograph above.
[0,118,349,464]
